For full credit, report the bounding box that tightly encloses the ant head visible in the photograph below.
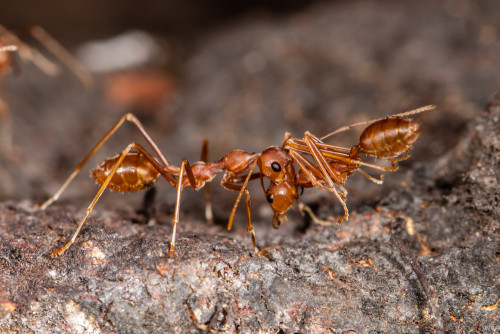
[258,147,295,183]
[258,147,298,228]
[266,181,298,229]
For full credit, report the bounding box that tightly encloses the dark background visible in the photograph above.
[0,0,319,46]
[2,0,499,207]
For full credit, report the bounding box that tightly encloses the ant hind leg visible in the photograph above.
[51,143,136,256]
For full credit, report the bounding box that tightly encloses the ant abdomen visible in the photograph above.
[92,152,160,192]
[357,117,420,159]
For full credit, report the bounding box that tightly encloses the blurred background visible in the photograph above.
[1,0,499,225]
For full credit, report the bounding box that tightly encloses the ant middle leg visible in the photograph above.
[223,159,260,254]
[168,158,202,256]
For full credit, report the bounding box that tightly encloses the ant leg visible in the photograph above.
[286,137,351,158]
[290,150,349,223]
[357,168,384,184]
[295,136,350,223]
[226,158,257,230]
[307,131,401,174]
[289,138,400,172]
[289,149,347,201]
[303,132,344,188]
[297,200,334,226]
[0,25,60,76]
[29,26,94,87]
[390,151,410,162]
[39,115,132,210]
[243,187,259,254]
[129,142,179,186]
[51,142,176,256]
[383,151,411,170]
[200,140,214,223]
[168,158,198,256]
[168,159,185,256]
[330,189,348,223]
[51,142,136,256]
[223,159,260,253]
[39,113,178,210]
[281,132,292,147]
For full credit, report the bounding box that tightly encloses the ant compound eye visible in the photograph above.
[266,194,274,203]
[271,162,281,172]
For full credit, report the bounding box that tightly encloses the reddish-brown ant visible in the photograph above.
[40,105,435,256]
[0,25,93,86]
[0,26,93,153]
[0,44,18,152]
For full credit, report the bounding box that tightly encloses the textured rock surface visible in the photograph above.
[1,101,499,332]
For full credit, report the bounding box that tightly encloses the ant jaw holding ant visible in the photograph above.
[265,181,298,229]
[272,213,287,229]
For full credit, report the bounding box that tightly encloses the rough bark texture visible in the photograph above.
[1,1,500,333]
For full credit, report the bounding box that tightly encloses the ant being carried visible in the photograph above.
[40,105,435,257]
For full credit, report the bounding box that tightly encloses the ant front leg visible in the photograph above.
[223,159,260,254]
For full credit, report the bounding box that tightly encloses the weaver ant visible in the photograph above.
[40,105,435,256]
[0,44,17,150]
[0,25,93,152]
[0,25,93,87]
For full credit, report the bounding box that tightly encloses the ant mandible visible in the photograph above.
[40,105,435,257]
